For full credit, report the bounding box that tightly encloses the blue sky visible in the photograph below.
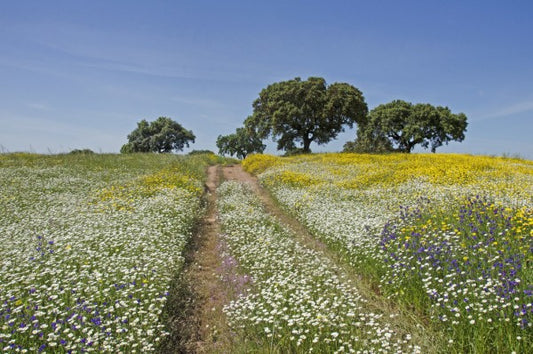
[1,0,532,158]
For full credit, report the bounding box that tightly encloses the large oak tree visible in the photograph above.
[245,77,368,153]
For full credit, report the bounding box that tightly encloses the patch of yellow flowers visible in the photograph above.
[95,166,203,211]
[243,153,532,198]
[242,154,281,175]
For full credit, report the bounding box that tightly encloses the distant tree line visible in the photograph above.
[68,149,95,155]
[216,77,467,157]
[121,77,467,157]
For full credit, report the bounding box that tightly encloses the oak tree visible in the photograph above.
[245,77,367,153]
[350,100,467,153]
[120,117,195,153]
[216,127,265,159]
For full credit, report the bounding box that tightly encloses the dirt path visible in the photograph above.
[162,164,436,352]
[187,165,232,353]
[222,164,330,254]
[160,165,233,353]
[222,164,358,285]
[222,164,437,350]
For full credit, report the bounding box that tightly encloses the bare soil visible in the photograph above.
[187,165,233,353]
[159,165,233,353]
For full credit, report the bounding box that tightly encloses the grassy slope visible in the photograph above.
[243,153,533,353]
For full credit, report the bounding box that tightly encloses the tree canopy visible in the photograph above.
[245,77,367,153]
[216,127,265,159]
[348,100,467,153]
[120,117,195,153]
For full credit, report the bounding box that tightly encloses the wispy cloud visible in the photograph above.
[482,99,533,120]
[170,95,224,108]
[26,102,51,111]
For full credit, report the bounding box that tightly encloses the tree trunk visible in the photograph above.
[302,136,312,153]
[405,141,417,153]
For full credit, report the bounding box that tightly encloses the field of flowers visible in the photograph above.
[217,181,420,353]
[243,153,533,353]
[0,153,215,352]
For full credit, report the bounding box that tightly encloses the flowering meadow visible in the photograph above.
[0,153,214,353]
[243,153,533,353]
[217,181,420,353]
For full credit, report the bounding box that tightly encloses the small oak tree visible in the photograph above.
[245,77,367,153]
[120,117,195,153]
[216,127,265,159]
